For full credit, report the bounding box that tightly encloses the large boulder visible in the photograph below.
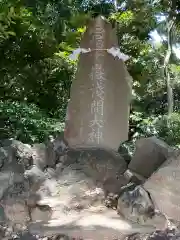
[144,151,180,224]
[0,140,32,201]
[0,139,46,235]
[127,137,175,179]
[0,139,33,168]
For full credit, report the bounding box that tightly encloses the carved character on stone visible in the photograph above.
[65,15,132,151]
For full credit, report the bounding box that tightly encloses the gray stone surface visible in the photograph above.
[1,136,179,239]
[128,137,174,179]
[32,144,47,170]
[117,185,167,229]
[64,16,132,151]
[144,152,180,223]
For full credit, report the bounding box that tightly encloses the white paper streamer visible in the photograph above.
[107,47,130,62]
[69,48,91,60]
[69,47,130,61]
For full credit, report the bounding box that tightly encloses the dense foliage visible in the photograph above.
[0,0,180,148]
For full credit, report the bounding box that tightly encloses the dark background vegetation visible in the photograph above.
[0,0,180,151]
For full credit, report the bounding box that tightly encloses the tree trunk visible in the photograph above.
[164,0,177,117]
[164,18,175,116]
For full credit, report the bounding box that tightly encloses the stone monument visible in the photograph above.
[64,15,132,151]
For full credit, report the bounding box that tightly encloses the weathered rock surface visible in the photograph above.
[0,138,131,239]
[3,228,180,240]
[126,228,180,240]
[144,151,180,223]
[0,136,179,240]
[127,137,175,179]
[117,185,167,229]
[118,144,132,164]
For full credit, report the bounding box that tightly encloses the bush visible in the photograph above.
[128,112,180,151]
[0,100,64,144]
[155,113,180,148]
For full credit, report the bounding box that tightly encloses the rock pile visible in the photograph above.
[0,136,179,239]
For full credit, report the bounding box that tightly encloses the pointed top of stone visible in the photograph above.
[80,14,118,49]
